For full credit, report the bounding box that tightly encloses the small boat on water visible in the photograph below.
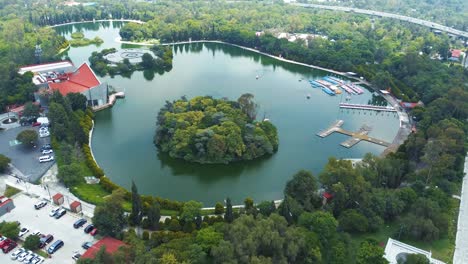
[306,94,311,99]
[256,75,259,79]
[322,87,335,96]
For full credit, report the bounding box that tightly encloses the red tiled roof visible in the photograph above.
[70,201,81,209]
[82,237,127,259]
[323,192,333,199]
[52,193,63,200]
[451,49,461,58]
[49,63,101,95]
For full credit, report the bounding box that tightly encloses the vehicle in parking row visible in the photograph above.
[40,144,52,151]
[38,234,54,248]
[32,256,45,264]
[47,240,64,254]
[10,247,24,259]
[82,241,93,249]
[72,253,81,261]
[55,208,66,219]
[38,155,54,163]
[49,207,60,217]
[90,228,98,236]
[31,230,41,237]
[34,200,47,209]
[73,218,87,229]
[23,252,37,263]
[41,149,53,155]
[84,224,94,233]
[39,131,50,138]
[1,240,17,253]
[16,250,31,261]
[0,238,12,247]
[18,227,29,237]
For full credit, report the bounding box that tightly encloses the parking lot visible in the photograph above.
[0,193,97,263]
[0,126,53,182]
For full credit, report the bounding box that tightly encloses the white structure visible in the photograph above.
[384,238,445,264]
[18,61,75,75]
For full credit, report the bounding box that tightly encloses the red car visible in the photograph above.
[0,238,11,248]
[90,228,98,236]
[2,240,17,253]
[32,122,41,127]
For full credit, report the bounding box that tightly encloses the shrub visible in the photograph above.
[142,230,150,240]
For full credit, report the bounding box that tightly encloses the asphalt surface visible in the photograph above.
[453,155,468,264]
[0,193,96,264]
[0,126,53,182]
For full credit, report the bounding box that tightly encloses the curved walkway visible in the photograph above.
[292,3,468,38]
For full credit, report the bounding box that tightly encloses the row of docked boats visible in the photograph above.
[308,76,364,96]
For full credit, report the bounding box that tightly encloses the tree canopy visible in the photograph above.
[154,95,278,164]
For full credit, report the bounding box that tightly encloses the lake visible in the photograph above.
[58,21,399,205]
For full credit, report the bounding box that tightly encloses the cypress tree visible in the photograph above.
[147,201,161,230]
[224,197,233,223]
[130,180,142,226]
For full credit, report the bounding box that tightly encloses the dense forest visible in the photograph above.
[0,0,466,263]
[154,95,279,164]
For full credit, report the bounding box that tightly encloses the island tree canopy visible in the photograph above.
[154,95,278,164]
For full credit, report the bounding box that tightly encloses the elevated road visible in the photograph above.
[292,3,468,39]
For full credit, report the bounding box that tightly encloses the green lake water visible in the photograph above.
[58,22,399,205]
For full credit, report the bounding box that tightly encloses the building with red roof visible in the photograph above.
[0,196,15,217]
[81,237,127,259]
[47,63,109,108]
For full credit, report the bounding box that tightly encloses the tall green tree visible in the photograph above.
[130,180,142,226]
[24,235,40,250]
[356,239,388,264]
[0,154,11,173]
[237,93,257,121]
[22,102,40,118]
[284,170,320,211]
[224,197,233,223]
[16,129,38,147]
[92,189,126,237]
[146,201,161,231]
[0,221,20,240]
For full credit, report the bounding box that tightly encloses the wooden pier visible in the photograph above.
[317,120,391,148]
[339,103,397,112]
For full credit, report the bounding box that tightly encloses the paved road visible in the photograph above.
[454,155,468,264]
[292,3,468,39]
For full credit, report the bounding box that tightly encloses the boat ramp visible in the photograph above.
[317,120,391,148]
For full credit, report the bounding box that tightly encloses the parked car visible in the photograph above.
[38,155,54,163]
[72,253,81,261]
[39,131,50,138]
[38,234,54,248]
[34,201,47,209]
[0,238,11,247]
[0,236,7,242]
[82,242,93,249]
[39,127,48,133]
[47,240,64,254]
[49,207,60,217]
[32,122,41,127]
[31,256,45,264]
[40,144,52,151]
[90,228,98,236]
[19,227,29,237]
[23,252,36,262]
[2,240,16,253]
[10,248,24,260]
[31,230,41,236]
[55,208,66,219]
[84,224,94,234]
[16,250,30,262]
[73,218,87,229]
[41,149,53,155]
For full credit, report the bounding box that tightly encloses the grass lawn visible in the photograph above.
[350,198,459,263]
[3,185,22,197]
[72,183,110,206]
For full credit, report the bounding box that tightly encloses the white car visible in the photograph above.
[31,230,41,236]
[17,251,30,262]
[39,127,48,133]
[31,256,44,264]
[39,155,54,163]
[10,248,24,260]
[23,253,36,263]
[41,149,53,155]
[0,236,7,241]
[49,207,60,217]
[34,200,47,209]
[39,131,50,138]
[18,227,29,237]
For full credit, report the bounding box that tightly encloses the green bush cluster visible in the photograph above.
[154,95,279,164]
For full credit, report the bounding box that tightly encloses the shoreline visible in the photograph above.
[83,37,409,208]
[48,19,143,28]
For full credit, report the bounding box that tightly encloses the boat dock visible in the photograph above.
[339,103,397,112]
[317,120,391,148]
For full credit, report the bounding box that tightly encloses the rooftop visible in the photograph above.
[18,61,75,75]
[82,237,127,259]
[384,238,445,264]
[48,63,101,95]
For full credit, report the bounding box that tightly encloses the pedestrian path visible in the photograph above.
[454,155,468,264]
